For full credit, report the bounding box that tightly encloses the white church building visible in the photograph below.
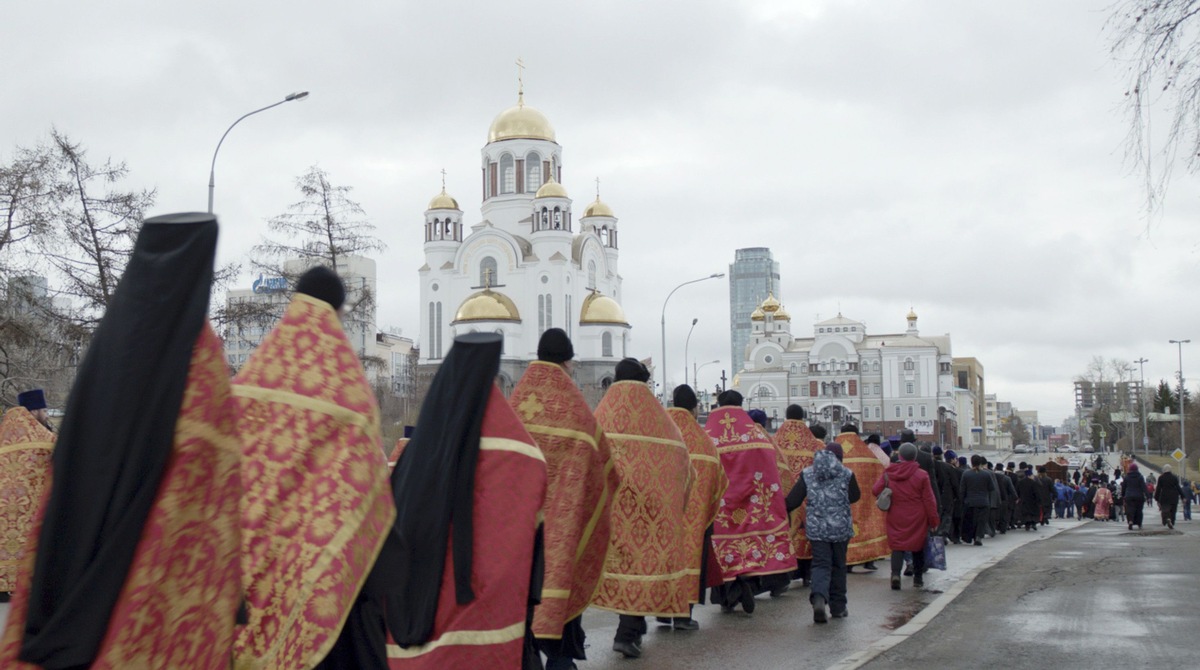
[416,86,630,405]
[732,295,959,443]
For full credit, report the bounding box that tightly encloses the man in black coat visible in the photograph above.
[1036,465,1056,526]
[1155,465,1184,529]
[931,447,959,539]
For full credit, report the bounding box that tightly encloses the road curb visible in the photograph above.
[825,521,1081,670]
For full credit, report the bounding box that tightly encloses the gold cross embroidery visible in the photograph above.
[719,412,738,441]
[518,393,544,421]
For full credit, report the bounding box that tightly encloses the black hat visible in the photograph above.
[672,384,698,411]
[811,425,827,440]
[18,389,47,411]
[899,429,916,443]
[295,265,346,310]
[932,445,944,456]
[536,328,574,364]
[614,358,649,382]
[866,434,881,445]
[841,423,859,434]
[785,404,805,420]
[717,390,743,407]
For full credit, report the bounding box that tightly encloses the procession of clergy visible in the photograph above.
[0,213,897,670]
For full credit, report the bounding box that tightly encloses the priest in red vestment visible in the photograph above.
[377,333,547,670]
[0,213,242,669]
[510,328,617,670]
[836,424,890,570]
[0,402,54,598]
[665,384,728,630]
[592,359,692,660]
[232,266,397,670]
[704,391,795,614]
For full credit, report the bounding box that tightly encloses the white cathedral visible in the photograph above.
[416,87,630,404]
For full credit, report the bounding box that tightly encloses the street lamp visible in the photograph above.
[1170,339,1190,474]
[683,318,699,387]
[1135,357,1149,455]
[660,273,724,404]
[208,91,310,213]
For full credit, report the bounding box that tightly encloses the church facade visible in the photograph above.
[416,88,630,406]
[732,295,958,444]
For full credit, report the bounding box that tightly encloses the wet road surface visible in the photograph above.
[857,517,1199,669]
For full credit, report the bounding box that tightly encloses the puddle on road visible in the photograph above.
[881,602,925,630]
[1122,529,1182,537]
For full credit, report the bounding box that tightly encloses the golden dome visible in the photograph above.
[760,292,781,313]
[751,307,765,321]
[580,290,629,325]
[907,308,918,320]
[488,97,556,143]
[775,305,791,321]
[427,188,459,210]
[583,197,614,218]
[453,289,521,323]
[535,177,569,199]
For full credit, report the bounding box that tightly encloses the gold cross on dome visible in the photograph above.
[516,57,526,102]
[595,176,601,200]
[518,393,545,421]
[441,168,447,191]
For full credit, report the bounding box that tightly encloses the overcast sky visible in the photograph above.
[5,0,1198,426]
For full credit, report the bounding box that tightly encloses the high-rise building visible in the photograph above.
[729,247,779,370]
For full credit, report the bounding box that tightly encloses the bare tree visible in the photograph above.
[36,129,155,326]
[1,131,153,407]
[1109,0,1200,218]
[245,166,386,354]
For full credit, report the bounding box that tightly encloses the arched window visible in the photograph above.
[908,405,914,418]
[599,226,609,246]
[904,358,915,371]
[540,208,549,230]
[920,405,927,418]
[525,152,542,192]
[538,294,545,333]
[875,406,881,419]
[873,361,880,372]
[546,294,553,330]
[479,257,498,287]
[587,260,597,288]
[553,208,562,229]
[895,406,901,418]
[602,331,613,357]
[500,154,515,194]
[601,376,613,391]
[756,385,774,400]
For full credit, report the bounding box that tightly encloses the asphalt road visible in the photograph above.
[857,516,1199,669]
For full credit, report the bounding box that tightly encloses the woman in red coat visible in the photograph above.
[873,443,940,590]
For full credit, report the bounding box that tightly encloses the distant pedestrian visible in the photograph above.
[1154,465,1183,529]
[874,443,939,591]
[786,443,860,623]
[1122,464,1149,530]
[959,455,997,546]
[1092,483,1113,522]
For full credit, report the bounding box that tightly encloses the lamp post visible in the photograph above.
[683,318,699,387]
[695,359,720,400]
[1135,357,1149,455]
[660,273,724,404]
[1170,339,1190,475]
[208,91,310,213]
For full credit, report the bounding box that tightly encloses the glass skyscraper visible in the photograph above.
[729,247,781,372]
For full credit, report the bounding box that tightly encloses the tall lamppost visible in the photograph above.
[695,359,720,410]
[683,318,699,387]
[1170,339,1190,474]
[1135,356,1149,454]
[660,273,724,404]
[208,91,310,213]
